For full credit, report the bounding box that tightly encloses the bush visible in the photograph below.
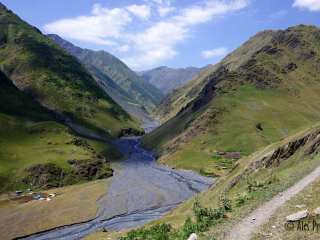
[247,175,279,192]
[120,200,228,240]
[235,193,249,207]
[119,224,172,240]
[220,195,232,212]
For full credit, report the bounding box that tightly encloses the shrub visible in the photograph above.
[235,193,249,207]
[120,200,227,240]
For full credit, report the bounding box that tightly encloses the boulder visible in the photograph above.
[313,207,320,216]
[286,210,308,222]
[187,233,197,240]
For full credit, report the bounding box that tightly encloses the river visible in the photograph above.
[21,121,214,240]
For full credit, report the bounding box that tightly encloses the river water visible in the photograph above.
[21,121,214,240]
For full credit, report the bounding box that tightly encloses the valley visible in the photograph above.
[10,122,213,240]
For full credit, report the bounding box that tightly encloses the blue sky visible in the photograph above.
[2,0,320,70]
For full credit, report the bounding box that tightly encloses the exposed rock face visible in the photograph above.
[252,129,320,169]
[22,158,113,189]
[119,128,145,137]
[226,127,320,192]
[286,210,308,222]
[68,158,113,180]
[22,163,65,188]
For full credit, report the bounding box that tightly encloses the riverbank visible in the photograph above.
[17,123,213,240]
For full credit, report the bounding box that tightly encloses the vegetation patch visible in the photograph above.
[119,199,231,240]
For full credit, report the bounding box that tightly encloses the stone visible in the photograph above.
[295,204,306,209]
[313,207,320,216]
[286,210,308,222]
[187,233,198,240]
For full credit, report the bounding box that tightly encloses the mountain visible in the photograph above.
[0,3,139,192]
[138,66,203,94]
[0,69,116,192]
[48,34,164,120]
[143,25,320,174]
[0,3,139,137]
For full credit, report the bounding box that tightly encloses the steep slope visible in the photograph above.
[109,124,320,240]
[48,34,163,118]
[139,66,202,94]
[0,3,139,137]
[154,30,276,123]
[0,70,115,193]
[144,25,320,173]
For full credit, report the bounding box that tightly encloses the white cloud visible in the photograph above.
[174,0,249,26]
[151,0,176,17]
[201,47,228,59]
[127,0,248,69]
[44,0,249,69]
[44,4,131,45]
[117,45,130,52]
[126,4,151,20]
[123,46,177,69]
[293,0,320,11]
[158,6,176,17]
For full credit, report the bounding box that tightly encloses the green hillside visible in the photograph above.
[144,25,320,174]
[0,4,139,137]
[120,124,320,240]
[0,71,117,193]
[48,34,163,117]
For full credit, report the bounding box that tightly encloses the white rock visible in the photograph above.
[286,210,308,222]
[295,204,306,209]
[187,233,198,240]
[272,225,276,229]
[313,207,320,215]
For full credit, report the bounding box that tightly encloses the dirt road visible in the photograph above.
[226,166,320,240]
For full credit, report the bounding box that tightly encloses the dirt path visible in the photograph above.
[226,166,320,240]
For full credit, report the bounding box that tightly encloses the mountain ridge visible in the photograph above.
[144,24,320,174]
[0,3,134,192]
[139,65,204,94]
[48,34,163,120]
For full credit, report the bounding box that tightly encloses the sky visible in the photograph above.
[2,0,320,70]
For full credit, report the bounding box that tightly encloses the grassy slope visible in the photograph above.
[158,125,320,240]
[0,116,117,192]
[153,30,275,123]
[144,25,320,174]
[80,50,164,112]
[47,34,163,114]
[0,179,110,240]
[0,4,139,137]
[87,124,320,240]
[0,56,117,193]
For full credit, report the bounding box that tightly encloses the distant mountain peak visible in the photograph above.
[140,66,204,94]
